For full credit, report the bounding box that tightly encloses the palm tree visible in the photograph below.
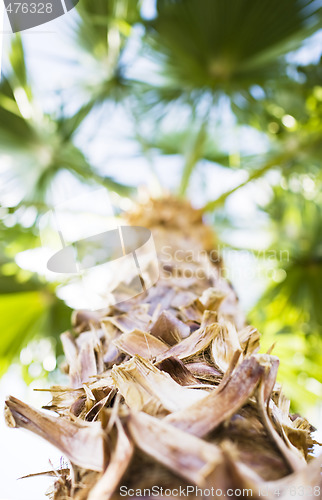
[2,0,322,496]
[5,196,321,499]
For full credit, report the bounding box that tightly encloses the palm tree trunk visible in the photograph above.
[5,197,321,500]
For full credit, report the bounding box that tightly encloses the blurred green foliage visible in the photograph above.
[249,180,322,411]
[0,0,321,413]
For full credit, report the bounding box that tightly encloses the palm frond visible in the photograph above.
[0,287,72,376]
[144,0,322,96]
[0,36,133,211]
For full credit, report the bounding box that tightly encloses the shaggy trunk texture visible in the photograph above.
[5,198,322,499]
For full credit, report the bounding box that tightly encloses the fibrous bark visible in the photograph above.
[5,198,321,499]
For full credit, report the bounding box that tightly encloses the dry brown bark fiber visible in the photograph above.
[5,198,322,499]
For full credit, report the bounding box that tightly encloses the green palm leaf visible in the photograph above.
[145,0,322,94]
[0,286,72,376]
[0,36,133,211]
